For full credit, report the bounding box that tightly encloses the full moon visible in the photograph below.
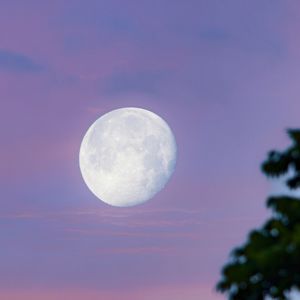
[79,107,177,207]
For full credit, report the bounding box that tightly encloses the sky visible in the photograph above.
[1,1,300,299]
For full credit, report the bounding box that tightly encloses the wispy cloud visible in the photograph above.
[0,49,44,72]
[65,228,202,241]
[96,246,173,255]
[0,283,222,300]
[104,70,167,95]
[199,28,230,41]
[0,207,261,227]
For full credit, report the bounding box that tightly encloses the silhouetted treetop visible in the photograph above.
[217,129,300,300]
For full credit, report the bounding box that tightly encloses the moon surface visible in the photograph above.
[79,107,177,207]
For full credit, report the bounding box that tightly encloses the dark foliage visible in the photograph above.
[217,130,300,300]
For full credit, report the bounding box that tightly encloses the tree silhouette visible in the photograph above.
[217,129,300,300]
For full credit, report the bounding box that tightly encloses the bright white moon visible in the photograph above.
[79,107,177,207]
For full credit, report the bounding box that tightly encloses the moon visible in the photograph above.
[79,107,177,207]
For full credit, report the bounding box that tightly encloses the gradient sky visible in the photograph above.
[1,1,300,299]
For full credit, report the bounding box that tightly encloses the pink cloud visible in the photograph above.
[0,283,223,300]
[0,137,78,183]
[96,246,174,255]
[65,228,203,241]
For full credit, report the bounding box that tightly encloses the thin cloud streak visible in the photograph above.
[96,246,174,255]
[0,207,262,227]
[0,49,44,72]
[65,228,203,241]
[0,283,223,300]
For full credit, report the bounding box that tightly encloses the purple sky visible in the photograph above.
[1,1,300,299]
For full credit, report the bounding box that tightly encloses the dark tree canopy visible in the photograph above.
[217,130,300,300]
